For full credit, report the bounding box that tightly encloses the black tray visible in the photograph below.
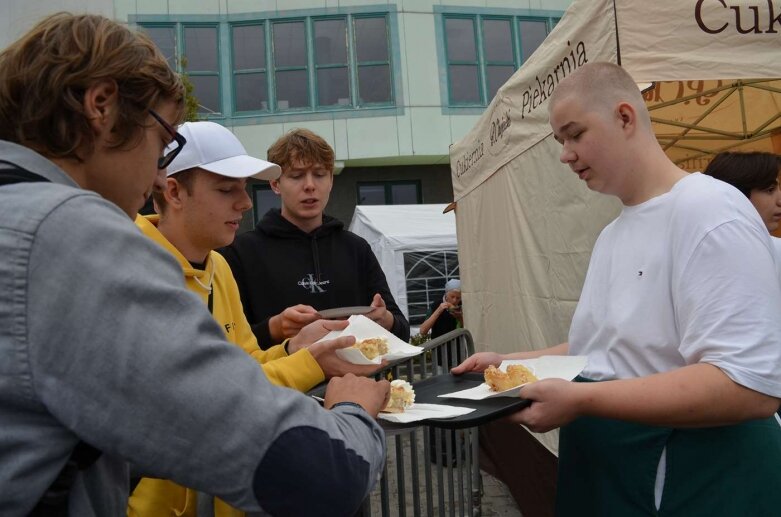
[384,372,531,430]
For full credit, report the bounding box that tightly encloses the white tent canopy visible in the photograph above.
[348,204,458,325]
[449,0,781,454]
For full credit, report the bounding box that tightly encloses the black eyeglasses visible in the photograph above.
[149,109,187,169]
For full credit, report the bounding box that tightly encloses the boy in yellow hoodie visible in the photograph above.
[129,121,381,517]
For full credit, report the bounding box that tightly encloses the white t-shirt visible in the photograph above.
[570,172,781,398]
[772,236,781,286]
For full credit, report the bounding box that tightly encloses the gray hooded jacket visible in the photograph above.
[0,140,385,516]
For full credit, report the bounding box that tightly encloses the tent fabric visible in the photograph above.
[348,204,457,323]
[448,0,781,455]
[616,1,781,82]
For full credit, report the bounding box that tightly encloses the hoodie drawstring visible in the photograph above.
[192,266,215,313]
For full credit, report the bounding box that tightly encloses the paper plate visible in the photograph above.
[315,315,423,365]
[439,356,588,400]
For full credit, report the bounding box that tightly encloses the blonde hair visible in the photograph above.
[0,13,184,160]
[267,128,335,173]
[550,61,650,128]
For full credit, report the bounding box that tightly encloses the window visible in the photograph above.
[252,184,280,223]
[140,12,394,117]
[143,26,177,69]
[404,251,460,325]
[445,17,480,104]
[483,18,515,101]
[443,14,555,106]
[232,24,268,112]
[354,16,392,104]
[184,26,221,115]
[518,19,548,62]
[267,14,392,112]
[140,24,221,116]
[273,20,309,110]
[314,18,349,107]
[357,181,421,205]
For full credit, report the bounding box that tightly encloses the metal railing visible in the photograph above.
[363,329,481,517]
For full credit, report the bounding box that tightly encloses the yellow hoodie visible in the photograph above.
[129,215,325,517]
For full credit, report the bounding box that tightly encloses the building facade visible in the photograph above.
[2,0,570,228]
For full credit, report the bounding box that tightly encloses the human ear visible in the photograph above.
[270,179,281,195]
[83,79,119,136]
[163,177,185,209]
[616,102,637,132]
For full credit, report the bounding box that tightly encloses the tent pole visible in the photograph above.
[612,0,621,66]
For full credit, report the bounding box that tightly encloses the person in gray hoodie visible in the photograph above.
[0,13,388,517]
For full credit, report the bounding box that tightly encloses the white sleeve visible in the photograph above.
[675,219,781,397]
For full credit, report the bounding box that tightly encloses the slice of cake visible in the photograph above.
[484,364,538,392]
[352,337,389,360]
[382,380,415,413]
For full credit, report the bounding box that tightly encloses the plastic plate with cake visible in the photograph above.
[316,315,423,365]
[439,356,588,400]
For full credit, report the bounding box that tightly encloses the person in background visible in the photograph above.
[704,150,781,421]
[703,151,781,283]
[129,120,384,517]
[0,13,388,516]
[419,278,463,339]
[219,128,410,347]
[453,62,781,515]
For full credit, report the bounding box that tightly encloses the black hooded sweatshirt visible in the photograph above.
[219,208,410,349]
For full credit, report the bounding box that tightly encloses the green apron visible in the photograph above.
[556,377,781,516]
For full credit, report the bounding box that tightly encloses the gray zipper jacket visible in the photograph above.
[0,140,386,516]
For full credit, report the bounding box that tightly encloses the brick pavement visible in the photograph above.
[480,471,522,517]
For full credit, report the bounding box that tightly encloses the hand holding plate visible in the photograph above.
[506,378,582,432]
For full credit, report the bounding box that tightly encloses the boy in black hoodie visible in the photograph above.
[219,129,410,348]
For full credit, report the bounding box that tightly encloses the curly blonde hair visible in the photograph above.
[0,13,184,160]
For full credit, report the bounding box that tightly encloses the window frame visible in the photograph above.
[443,15,483,106]
[138,9,396,120]
[311,16,351,110]
[231,22,270,114]
[139,22,223,118]
[404,251,460,326]
[181,23,222,117]
[251,183,280,224]
[352,13,394,107]
[442,12,557,107]
[270,18,312,113]
[356,180,422,205]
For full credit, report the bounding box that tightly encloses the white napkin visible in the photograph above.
[439,355,588,400]
[378,403,475,424]
[316,315,423,365]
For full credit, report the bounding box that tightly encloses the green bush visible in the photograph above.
[409,333,430,347]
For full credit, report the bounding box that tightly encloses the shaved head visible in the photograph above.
[550,62,651,130]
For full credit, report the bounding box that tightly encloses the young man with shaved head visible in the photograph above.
[454,62,781,514]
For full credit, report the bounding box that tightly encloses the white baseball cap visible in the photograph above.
[166,121,281,180]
